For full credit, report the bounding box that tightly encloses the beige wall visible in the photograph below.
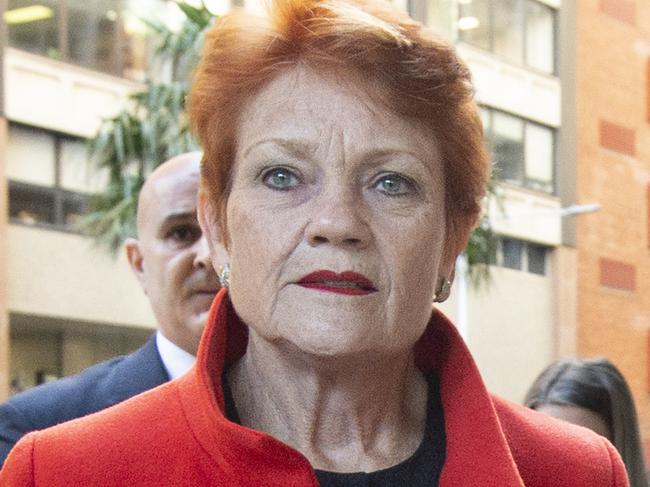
[0,116,8,400]
[4,48,140,138]
[7,225,155,329]
[439,265,555,403]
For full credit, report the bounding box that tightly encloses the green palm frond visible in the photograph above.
[79,2,211,253]
[80,0,502,290]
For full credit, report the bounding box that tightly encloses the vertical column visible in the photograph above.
[553,246,577,358]
[0,0,10,401]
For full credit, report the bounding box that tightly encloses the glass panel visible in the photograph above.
[492,112,524,184]
[525,0,554,73]
[6,125,56,186]
[62,192,88,227]
[525,123,554,192]
[6,0,60,59]
[527,244,547,275]
[458,0,490,51]
[492,0,524,64]
[427,0,456,40]
[9,183,56,225]
[122,0,168,82]
[502,238,523,270]
[60,138,90,193]
[66,0,120,74]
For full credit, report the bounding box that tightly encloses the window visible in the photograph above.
[527,243,547,275]
[482,107,555,194]
[425,0,456,39]
[493,237,549,275]
[7,124,92,232]
[5,0,168,81]
[458,0,556,74]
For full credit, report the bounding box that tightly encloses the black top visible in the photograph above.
[222,372,446,486]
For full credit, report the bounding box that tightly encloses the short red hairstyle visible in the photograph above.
[188,0,489,252]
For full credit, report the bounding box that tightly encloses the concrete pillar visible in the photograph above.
[553,245,578,358]
[0,0,10,401]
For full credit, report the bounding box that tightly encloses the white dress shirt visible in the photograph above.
[155,331,196,380]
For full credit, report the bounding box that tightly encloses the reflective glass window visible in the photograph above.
[6,0,60,59]
[502,238,523,270]
[525,0,554,73]
[9,183,56,226]
[492,0,524,64]
[527,244,547,275]
[493,112,524,185]
[6,125,56,186]
[454,0,556,74]
[427,0,456,40]
[458,0,490,51]
[525,123,554,193]
[66,0,121,74]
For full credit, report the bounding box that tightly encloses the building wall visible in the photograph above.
[441,265,556,402]
[575,0,650,450]
[7,225,155,328]
[2,47,155,392]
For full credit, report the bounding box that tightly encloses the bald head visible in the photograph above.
[126,151,219,355]
[136,151,203,236]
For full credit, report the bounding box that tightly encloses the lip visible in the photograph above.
[191,289,219,297]
[296,270,378,296]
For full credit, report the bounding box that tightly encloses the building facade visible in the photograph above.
[571,0,650,459]
[5,0,632,457]
[0,0,564,400]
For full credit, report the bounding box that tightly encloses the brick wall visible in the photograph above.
[576,0,650,446]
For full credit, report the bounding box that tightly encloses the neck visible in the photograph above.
[227,330,428,473]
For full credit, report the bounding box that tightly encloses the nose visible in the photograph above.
[305,186,371,249]
[193,235,212,269]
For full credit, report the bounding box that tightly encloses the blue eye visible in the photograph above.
[262,167,300,191]
[374,173,414,196]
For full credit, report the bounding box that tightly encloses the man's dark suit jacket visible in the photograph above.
[0,334,169,464]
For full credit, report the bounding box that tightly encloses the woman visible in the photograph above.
[526,358,647,487]
[0,0,629,485]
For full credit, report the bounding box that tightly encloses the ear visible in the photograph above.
[197,191,229,265]
[439,223,470,283]
[125,238,147,292]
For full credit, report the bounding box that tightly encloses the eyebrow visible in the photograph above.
[160,211,198,226]
[241,138,317,160]
[242,139,431,168]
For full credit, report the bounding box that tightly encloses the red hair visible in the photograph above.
[188,0,489,251]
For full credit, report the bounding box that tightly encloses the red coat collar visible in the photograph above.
[177,289,525,486]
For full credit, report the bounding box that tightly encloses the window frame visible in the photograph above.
[5,0,155,79]
[482,106,556,194]
[490,237,550,276]
[8,123,89,233]
[458,0,557,76]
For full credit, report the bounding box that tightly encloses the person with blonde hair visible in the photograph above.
[1,0,628,485]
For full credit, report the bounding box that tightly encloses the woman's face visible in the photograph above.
[209,66,452,357]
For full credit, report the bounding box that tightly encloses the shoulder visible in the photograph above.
[0,381,208,486]
[2,343,150,425]
[0,337,166,443]
[493,396,629,487]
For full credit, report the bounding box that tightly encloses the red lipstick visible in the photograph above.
[297,270,378,295]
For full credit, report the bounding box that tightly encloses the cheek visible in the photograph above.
[226,197,304,314]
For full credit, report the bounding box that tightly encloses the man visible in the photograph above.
[0,152,219,463]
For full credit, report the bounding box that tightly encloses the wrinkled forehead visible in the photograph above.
[235,65,439,160]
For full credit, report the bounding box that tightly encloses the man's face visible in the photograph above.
[127,161,219,355]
